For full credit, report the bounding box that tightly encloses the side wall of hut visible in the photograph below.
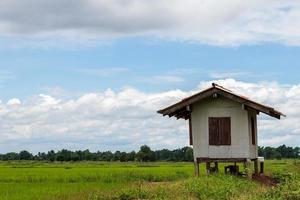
[248,108,258,159]
[191,96,252,160]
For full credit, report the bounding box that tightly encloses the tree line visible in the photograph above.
[0,145,194,162]
[258,145,299,159]
[0,145,298,162]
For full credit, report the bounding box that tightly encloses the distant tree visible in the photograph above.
[183,147,194,161]
[56,149,72,161]
[136,145,156,162]
[277,145,298,158]
[259,145,300,159]
[0,145,298,162]
[71,151,80,161]
[156,149,172,161]
[258,146,264,157]
[126,151,136,161]
[81,149,95,161]
[113,151,122,161]
[36,152,47,160]
[19,150,33,160]
[47,150,56,162]
[1,152,19,160]
[294,147,300,158]
[120,152,127,162]
[101,151,113,161]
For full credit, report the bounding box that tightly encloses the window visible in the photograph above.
[209,117,231,145]
[251,117,256,145]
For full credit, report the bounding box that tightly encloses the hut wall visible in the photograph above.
[191,96,251,160]
[248,108,258,159]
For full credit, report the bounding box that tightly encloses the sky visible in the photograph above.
[0,0,299,153]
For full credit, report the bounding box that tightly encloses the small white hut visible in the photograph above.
[158,83,285,175]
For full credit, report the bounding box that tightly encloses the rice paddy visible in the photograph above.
[0,160,299,200]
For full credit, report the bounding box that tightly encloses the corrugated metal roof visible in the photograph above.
[158,83,285,120]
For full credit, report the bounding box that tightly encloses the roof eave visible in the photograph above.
[157,85,285,120]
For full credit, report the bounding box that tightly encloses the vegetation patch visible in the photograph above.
[0,160,299,200]
[184,175,257,200]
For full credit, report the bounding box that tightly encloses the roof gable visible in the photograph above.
[157,83,285,120]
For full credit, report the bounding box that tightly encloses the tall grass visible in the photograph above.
[0,160,299,200]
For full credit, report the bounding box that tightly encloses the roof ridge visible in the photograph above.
[212,83,232,92]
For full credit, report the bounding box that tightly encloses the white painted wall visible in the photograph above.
[248,108,258,159]
[191,96,257,161]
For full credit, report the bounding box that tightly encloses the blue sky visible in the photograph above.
[1,40,300,100]
[0,0,299,153]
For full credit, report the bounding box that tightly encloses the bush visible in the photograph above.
[261,173,300,200]
[184,175,257,200]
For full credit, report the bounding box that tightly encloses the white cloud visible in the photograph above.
[0,79,299,153]
[0,0,300,46]
[7,98,21,106]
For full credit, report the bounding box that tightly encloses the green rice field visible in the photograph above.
[0,160,299,200]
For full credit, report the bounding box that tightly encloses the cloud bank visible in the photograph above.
[0,0,300,46]
[0,79,299,153]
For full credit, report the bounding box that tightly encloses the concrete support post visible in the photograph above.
[258,157,264,174]
[245,159,252,179]
[206,162,211,175]
[214,162,219,173]
[254,159,259,175]
[194,161,199,176]
[260,162,264,174]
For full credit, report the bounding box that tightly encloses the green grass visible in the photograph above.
[0,160,299,200]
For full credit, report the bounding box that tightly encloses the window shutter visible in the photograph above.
[209,118,219,145]
[219,117,231,145]
[209,117,231,145]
